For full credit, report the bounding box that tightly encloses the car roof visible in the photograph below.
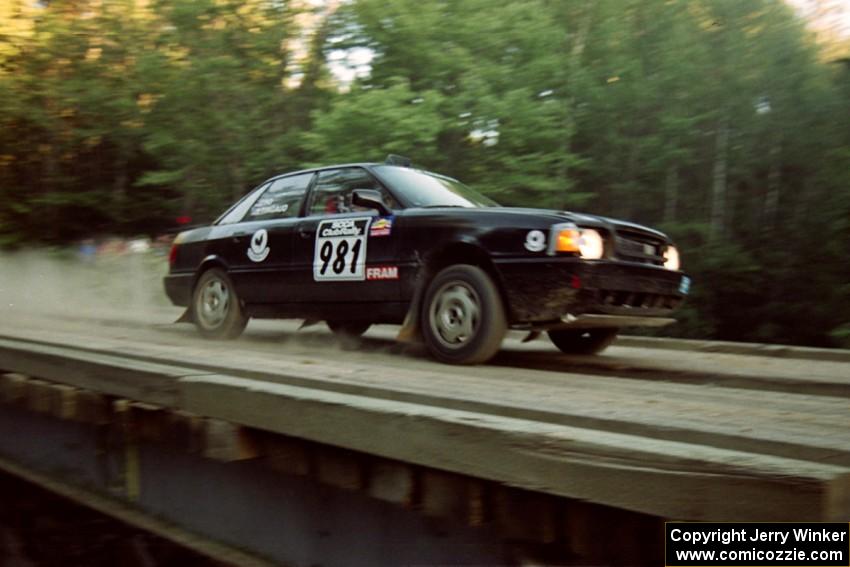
[265,162,382,183]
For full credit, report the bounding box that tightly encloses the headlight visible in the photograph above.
[578,229,604,259]
[664,245,680,271]
[549,224,581,254]
[548,224,606,258]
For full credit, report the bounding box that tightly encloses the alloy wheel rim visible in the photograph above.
[197,278,230,329]
[429,281,481,349]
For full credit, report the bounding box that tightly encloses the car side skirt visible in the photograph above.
[513,314,677,332]
[245,301,408,324]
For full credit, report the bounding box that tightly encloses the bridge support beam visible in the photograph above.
[0,371,665,566]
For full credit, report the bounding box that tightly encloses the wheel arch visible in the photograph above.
[179,256,231,322]
[193,255,230,288]
[421,240,509,311]
[396,239,512,344]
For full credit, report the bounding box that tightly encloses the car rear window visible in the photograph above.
[245,173,313,222]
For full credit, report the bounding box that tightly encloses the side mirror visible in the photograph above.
[352,189,391,216]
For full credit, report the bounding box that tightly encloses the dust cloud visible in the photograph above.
[0,247,181,329]
[0,247,402,357]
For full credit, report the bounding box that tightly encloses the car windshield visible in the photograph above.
[373,165,499,208]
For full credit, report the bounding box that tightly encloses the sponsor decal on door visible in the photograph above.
[247,229,270,262]
[366,266,399,280]
[369,216,393,237]
[314,217,370,281]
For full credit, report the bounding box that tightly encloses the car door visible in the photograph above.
[223,172,314,304]
[291,167,401,303]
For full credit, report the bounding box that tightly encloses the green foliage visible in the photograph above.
[306,81,445,164]
[0,0,310,237]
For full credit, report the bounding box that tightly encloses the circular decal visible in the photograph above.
[525,230,546,252]
[247,228,270,262]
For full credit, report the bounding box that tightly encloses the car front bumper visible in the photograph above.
[494,258,689,327]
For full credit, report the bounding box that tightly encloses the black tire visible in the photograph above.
[191,268,248,339]
[547,328,618,355]
[326,321,371,338]
[421,265,507,364]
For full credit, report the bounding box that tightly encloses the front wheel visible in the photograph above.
[421,265,507,364]
[192,268,248,339]
[547,328,618,355]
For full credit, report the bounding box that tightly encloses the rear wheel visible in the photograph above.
[547,328,618,355]
[192,268,248,339]
[421,265,507,364]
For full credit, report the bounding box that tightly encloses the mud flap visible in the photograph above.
[396,275,426,344]
[175,307,194,324]
[396,309,420,343]
[298,319,322,330]
[521,331,541,343]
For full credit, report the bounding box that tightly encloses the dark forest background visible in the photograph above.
[1,0,849,347]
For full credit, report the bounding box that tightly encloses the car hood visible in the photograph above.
[438,206,670,241]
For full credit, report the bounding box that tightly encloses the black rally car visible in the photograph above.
[165,157,690,364]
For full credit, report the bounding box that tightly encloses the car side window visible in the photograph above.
[245,173,313,222]
[309,168,397,216]
[216,182,271,225]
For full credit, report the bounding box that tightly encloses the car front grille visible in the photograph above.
[596,289,682,310]
[614,227,666,266]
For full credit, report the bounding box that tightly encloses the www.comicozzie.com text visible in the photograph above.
[670,527,848,546]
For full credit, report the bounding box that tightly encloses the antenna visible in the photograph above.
[385,154,412,167]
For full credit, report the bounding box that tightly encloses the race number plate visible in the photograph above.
[314,217,370,281]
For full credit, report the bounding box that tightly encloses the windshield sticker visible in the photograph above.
[524,230,546,252]
[366,266,398,280]
[314,217,370,281]
[370,216,393,237]
[247,228,270,262]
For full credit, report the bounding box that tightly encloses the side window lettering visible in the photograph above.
[217,182,271,225]
[310,168,397,216]
[246,173,312,221]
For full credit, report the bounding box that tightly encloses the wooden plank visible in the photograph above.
[2,331,849,521]
[179,374,850,522]
[617,335,850,362]
[0,338,191,406]
[5,332,848,467]
[201,419,261,462]
[5,326,850,398]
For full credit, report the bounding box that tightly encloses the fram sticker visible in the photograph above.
[370,216,393,237]
[366,266,399,280]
